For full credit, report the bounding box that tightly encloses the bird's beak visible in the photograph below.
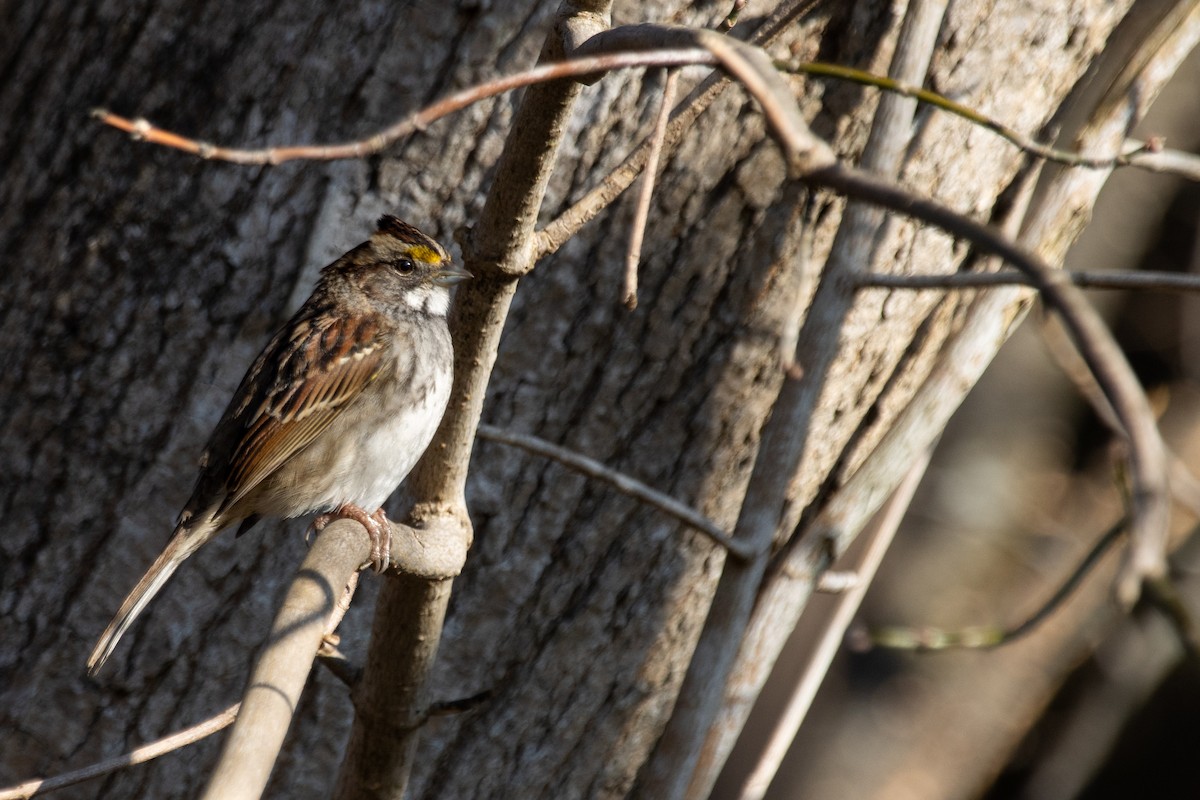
[433,266,472,287]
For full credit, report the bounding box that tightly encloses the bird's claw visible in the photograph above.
[311,505,392,573]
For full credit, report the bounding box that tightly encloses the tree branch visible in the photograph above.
[476,423,752,558]
[0,705,239,800]
[780,61,1200,181]
[738,450,931,800]
[807,162,1170,602]
[333,3,615,797]
[201,518,369,800]
[623,68,678,309]
[859,269,1200,292]
[91,50,713,165]
[636,4,950,797]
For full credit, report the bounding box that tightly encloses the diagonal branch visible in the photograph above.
[91,50,712,165]
[476,424,751,558]
[0,705,239,800]
[202,518,371,800]
[738,450,932,800]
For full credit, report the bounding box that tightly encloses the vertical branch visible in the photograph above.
[633,3,949,798]
[333,2,613,798]
[332,576,453,798]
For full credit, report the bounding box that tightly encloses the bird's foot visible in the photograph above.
[312,505,392,573]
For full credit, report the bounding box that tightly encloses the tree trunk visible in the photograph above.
[0,1,1187,798]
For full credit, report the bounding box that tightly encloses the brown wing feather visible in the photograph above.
[210,312,389,515]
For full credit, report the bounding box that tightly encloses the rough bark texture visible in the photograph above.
[0,1,1168,798]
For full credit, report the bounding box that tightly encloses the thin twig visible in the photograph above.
[0,704,239,800]
[865,517,1127,651]
[782,61,1200,181]
[476,423,752,559]
[92,49,715,165]
[624,68,678,309]
[858,269,1200,293]
[537,0,829,257]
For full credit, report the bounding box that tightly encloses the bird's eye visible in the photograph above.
[394,257,416,274]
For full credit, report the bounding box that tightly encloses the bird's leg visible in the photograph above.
[311,505,392,573]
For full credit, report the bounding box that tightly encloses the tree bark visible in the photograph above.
[0,1,1185,798]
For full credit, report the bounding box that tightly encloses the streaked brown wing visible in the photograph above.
[215,312,389,514]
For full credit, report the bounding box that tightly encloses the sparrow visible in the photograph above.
[87,215,469,675]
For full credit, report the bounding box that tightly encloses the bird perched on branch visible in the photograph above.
[88,215,469,674]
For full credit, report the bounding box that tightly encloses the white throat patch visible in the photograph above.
[404,285,450,316]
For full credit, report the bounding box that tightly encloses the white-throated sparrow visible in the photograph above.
[87,215,468,674]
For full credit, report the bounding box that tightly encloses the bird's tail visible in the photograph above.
[87,521,215,675]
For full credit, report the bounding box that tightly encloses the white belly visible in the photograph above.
[255,343,453,517]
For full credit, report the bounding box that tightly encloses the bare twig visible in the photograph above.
[476,423,752,559]
[624,68,678,309]
[1126,140,1200,181]
[537,0,829,256]
[92,50,714,166]
[738,450,931,800]
[859,269,1200,293]
[779,62,1200,179]
[865,517,1127,651]
[0,705,239,800]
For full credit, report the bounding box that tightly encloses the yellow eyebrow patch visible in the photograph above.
[408,245,443,264]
